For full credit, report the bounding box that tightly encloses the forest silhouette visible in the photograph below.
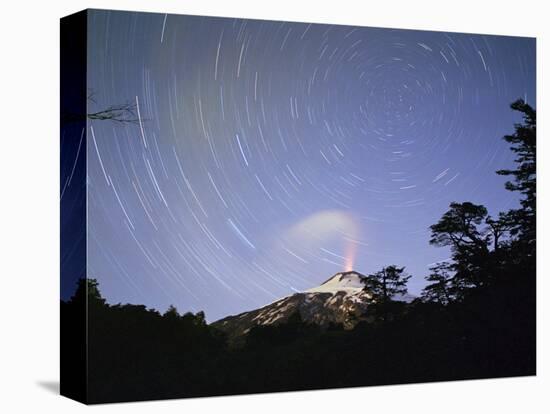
[61,99,536,403]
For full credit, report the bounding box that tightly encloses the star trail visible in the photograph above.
[80,10,535,321]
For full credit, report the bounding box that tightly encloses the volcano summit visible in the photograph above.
[212,271,414,341]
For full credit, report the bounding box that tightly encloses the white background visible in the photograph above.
[0,0,548,412]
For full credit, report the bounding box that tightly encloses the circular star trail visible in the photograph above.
[84,11,535,320]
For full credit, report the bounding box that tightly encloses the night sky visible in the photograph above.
[81,9,535,321]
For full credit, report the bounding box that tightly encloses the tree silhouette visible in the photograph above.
[430,202,490,254]
[421,262,459,305]
[87,103,139,124]
[429,202,494,289]
[363,265,411,303]
[163,304,180,320]
[62,91,140,126]
[485,212,513,252]
[70,278,106,306]
[497,99,536,251]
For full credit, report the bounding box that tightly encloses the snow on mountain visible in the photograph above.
[306,271,366,294]
[211,270,415,342]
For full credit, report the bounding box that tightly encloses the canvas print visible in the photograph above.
[60,9,536,404]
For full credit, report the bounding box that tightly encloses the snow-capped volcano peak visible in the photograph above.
[212,270,414,342]
[305,270,366,294]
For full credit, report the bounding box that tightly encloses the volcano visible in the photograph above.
[211,271,414,342]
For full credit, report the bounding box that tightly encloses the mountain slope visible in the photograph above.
[212,271,414,342]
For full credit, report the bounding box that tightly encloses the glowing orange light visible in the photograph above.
[344,240,357,272]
